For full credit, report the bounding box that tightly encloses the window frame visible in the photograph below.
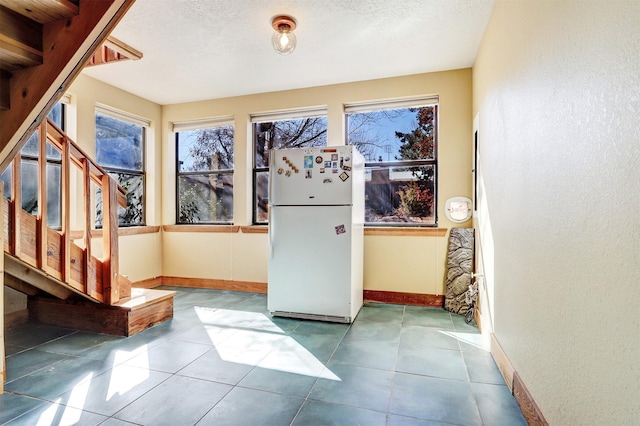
[95,106,148,228]
[173,117,235,225]
[345,97,439,227]
[251,107,328,224]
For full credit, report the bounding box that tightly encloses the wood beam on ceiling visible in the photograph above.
[104,36,142,60]
[85,36,143,67]
[0,0,137,172]
[0,5,44,71]
[0,0,79,24]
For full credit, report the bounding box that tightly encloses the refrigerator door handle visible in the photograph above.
[268,154,274,259]
[268,206,274,258]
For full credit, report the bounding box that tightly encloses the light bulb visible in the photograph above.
[279,33,289,48]
[272,28,296,55]
[271,16,297,55]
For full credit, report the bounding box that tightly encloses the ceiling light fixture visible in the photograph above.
[271,15,297,55]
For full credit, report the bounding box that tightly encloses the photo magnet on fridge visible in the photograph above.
[304,155,313,168]
[335,224,346,235]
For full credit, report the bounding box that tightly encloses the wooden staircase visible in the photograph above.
[2,117,174,336]
[0,0,174,393]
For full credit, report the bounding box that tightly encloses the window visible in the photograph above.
[95,108,146,227]
[346,98,438,225]
[252,109,327,223]
[175,119,234,224]
[0,103,65,228]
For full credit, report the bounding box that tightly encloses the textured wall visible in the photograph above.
[473,1,640,424]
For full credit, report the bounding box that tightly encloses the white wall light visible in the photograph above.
[445,196,473,223]
[271,15,297,55]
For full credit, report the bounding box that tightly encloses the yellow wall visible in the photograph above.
[473,0,639,423]
[162,69,473,294]
[64,69,472,294]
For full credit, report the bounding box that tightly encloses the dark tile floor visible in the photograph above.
[1,287,527,425]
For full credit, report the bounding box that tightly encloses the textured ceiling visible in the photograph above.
[81,0,495,105]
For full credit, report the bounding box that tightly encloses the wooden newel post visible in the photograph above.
[101,175,120,304]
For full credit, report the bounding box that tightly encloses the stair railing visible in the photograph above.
[6,117,127,305]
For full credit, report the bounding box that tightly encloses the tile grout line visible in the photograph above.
[384,304,407,424]
[453,310,486,426]
[288,317,354,425]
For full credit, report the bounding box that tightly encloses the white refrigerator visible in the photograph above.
[267,146,365,323]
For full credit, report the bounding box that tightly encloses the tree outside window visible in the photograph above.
[95,112,145,227]
[176,125,234,224]
[347,103,437,225]
[252,115,327,223]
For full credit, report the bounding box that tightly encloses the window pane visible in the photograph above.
[178,173,233,223]
[254,117,327,168]
[365,165,435,225]
[113,172,144,226]
[95,173,145,227]
[21,134,61,160]
[20,160,39,215]
[48,103,63,128]
[46,163,61,227]
[95,111,145,227]
[96,113,143,171]
[0,164,11,199]
[21,133,39,157]
[347,106,436,162]
[46,142,61,160]
[254,170,269,223]
[176,124,234,224]
[348,104,437,226]
[177,126,234,172]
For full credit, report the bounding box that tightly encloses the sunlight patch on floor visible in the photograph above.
[195,306,340,381]
[439,330,489,350]
[38,372,93,426]
[195,307,284,333]
[107,363,151,400]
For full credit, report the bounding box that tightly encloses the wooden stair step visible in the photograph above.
[28,288,176,337]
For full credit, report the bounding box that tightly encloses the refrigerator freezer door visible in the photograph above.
[270,147,355,206]
[268,205,355,320]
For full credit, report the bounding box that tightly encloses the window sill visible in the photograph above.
[239,226,268,234]
[157,225,447,236]
[364,227,447,237]
[162,224,240,233]
[70,226,161,240]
